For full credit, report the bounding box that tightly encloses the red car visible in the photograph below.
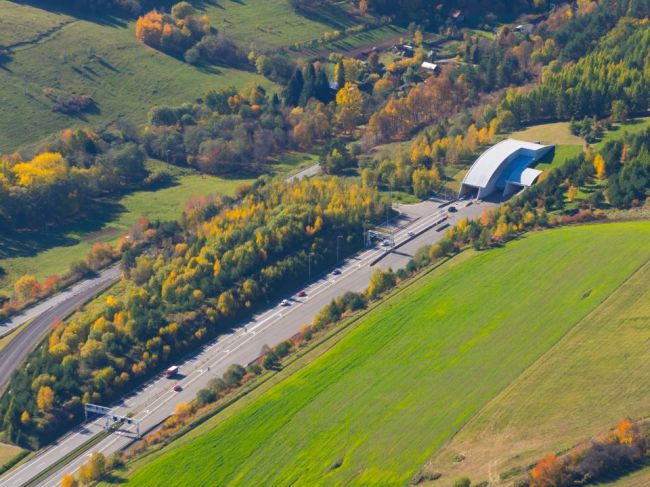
[173,384,182,392]
[297,290,307,297]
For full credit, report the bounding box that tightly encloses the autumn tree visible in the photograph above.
[358,0,368,14]
[336,82,364,133]
[12,152,68,187]
[14,275,40,302]
[530,453,565,487]
[593,153,606,179]
[60,474,78,487]
[77,452,106,484]
[36,385,54,412]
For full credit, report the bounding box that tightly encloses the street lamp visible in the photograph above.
[308,252,314,281]
[336,235,343,263]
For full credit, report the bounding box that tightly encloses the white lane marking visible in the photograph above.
[28,204,472,486]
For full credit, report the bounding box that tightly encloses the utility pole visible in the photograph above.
[308,252,314,280]
[363,220,369,247]
[336,235,343,263]
[386,184,393,227]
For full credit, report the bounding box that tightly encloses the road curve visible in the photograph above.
[0,266,121,392]
[0,164,322,394]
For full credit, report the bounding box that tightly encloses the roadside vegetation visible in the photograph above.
[113,221,650,486]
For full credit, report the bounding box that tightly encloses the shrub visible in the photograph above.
[452,478,471,487]
[53,94,95,115]
[263,351,280,370]
[196,388,217,406]
[222,364,246,388]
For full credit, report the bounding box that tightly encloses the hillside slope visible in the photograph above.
[122,221,650,486]
[0,1,269,152]
[427,250,650,484]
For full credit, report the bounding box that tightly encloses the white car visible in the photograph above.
[407,231,415,237]
[280,299,291,306]
[381,240,390,247]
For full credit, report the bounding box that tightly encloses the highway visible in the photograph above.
[0,266,121,392]
[0,164,322,394]
[0,198,494,487]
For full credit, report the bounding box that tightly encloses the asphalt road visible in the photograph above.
[0,164,323,395]
[0,266,121,392]
[0,198,494,487]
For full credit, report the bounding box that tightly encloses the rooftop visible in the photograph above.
[462,138,550,189]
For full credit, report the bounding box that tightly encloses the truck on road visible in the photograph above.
[164,365,179,378]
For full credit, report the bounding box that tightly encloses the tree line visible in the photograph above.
[0,125,147,233]
[0,176,385,447]
[500,17,650,126]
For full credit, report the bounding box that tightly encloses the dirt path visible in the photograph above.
[0,19,76,51]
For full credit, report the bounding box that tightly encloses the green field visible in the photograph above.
[511,122,584,146]
[0,163,250,293]
[312,24,407,54]
[428,257,650,484]
[203,0,354,48]
[533,144,584,171]
[120,221,650,486]
[596,116,650,149]
[0,1,271,152]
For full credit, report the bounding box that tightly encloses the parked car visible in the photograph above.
[332,269,342,275]
[297,290,307,298]
[407,231,415,237]
[381,240,390,247]
[281,299,291,306]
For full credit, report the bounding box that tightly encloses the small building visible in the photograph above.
[514,23,534,34]
[459,139,554,199]
[420,62,439,72]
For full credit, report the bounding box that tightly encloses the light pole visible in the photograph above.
[166,149,171,165]
[336,235,343,263]
[308,252,314,281]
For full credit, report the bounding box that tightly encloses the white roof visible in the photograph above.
[516,167,542,186]
[421,62,438,70]
[462,138,550,189]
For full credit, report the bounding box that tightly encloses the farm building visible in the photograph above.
[459,138,554,199]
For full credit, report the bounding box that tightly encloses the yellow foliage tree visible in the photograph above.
[336,82,364,132]
[36,385,54,411]
[60,474,78,487]
[567,185,579,201]
[20,410,30,424]
[593,153,606,179]
[175,401,192,418]
[12,152,68,187]
[14,274,40,302]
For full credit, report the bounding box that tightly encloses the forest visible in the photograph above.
[0,177,384,446]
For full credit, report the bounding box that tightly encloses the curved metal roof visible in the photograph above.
[462,139,551,189]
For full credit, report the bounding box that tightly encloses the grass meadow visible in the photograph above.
[120,221,650,487]
[201,0,354,48]
[0,441,24,472]
[428,257,650,484]
[0,147,318,294]
[0,163,250,293]
[0,1,271,152]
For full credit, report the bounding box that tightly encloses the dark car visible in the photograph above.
[173,384,182,392]
[447,206,457,213]
[297,290,307,297]
[332,269,342,275]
